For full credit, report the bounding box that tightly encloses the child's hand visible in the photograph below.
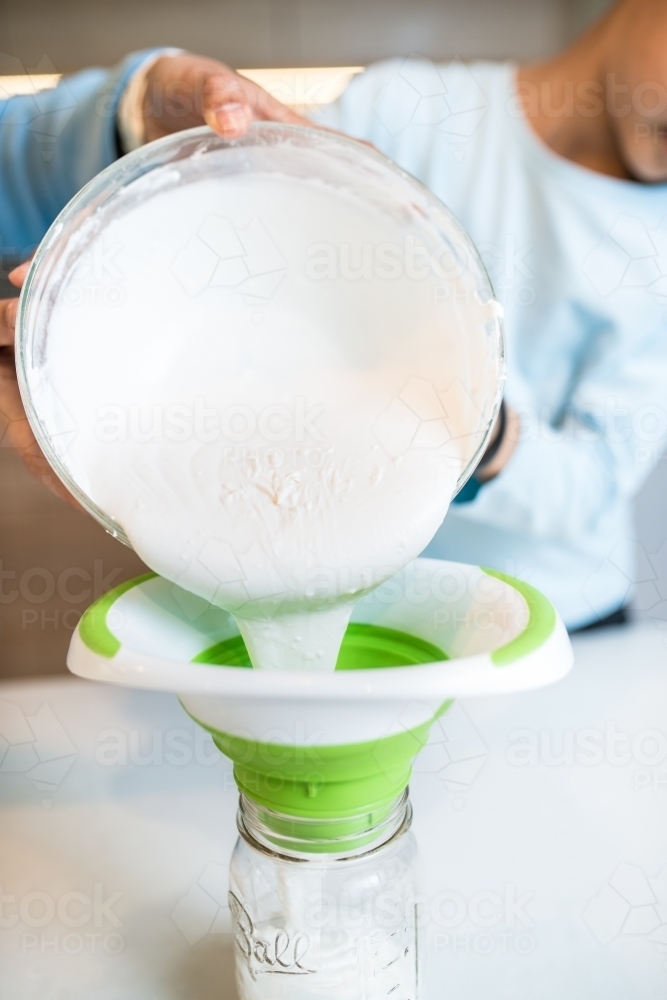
[142,53,312,144]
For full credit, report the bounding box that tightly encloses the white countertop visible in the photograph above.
[1,622,666,998]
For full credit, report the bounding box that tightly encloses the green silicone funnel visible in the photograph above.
[68,558,572,848]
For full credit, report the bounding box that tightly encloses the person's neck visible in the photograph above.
[517,15,630,180]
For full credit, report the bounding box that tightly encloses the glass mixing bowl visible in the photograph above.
[16,122,505,547]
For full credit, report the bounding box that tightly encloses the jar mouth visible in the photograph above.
[237,788,412,860]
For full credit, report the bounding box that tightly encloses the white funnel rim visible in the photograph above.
[67,559,573,702]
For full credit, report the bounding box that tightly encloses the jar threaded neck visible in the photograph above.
[237,788,412,859]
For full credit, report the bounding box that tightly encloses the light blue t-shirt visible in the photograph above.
[316,59,667,628]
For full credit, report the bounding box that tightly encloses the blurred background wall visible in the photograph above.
[2,0,664,680]
[1,0,612,72]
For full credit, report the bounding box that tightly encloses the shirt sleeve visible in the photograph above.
[0,50,161,258]
[460,311,667,542]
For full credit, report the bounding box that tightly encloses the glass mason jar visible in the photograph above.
[228,789,420,1000]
